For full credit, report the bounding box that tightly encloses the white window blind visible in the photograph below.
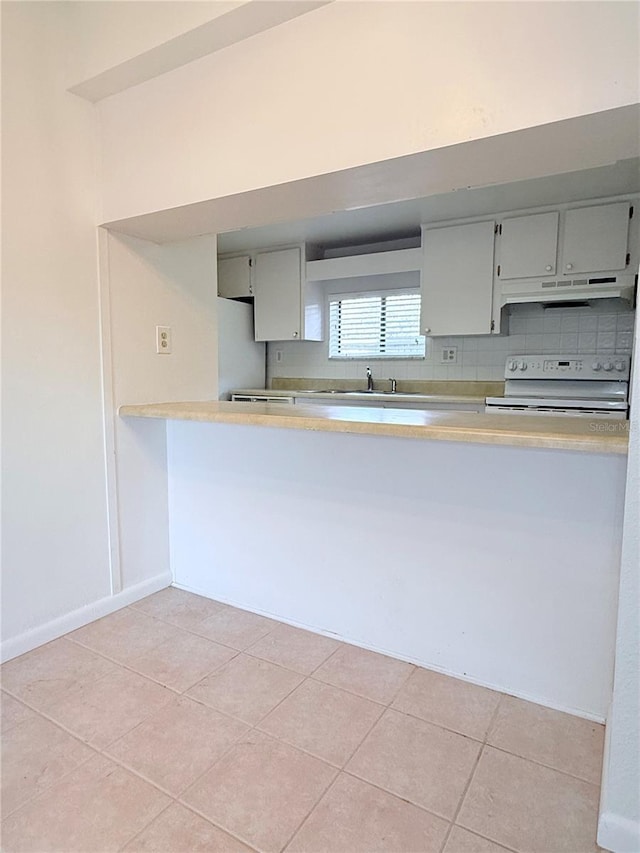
[329,289,425,359]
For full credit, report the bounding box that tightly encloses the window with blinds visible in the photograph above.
[328,289,426,359]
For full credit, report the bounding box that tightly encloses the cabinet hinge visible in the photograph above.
[630,206,634,220]
[626,252,631,266]
[490,320,495,332]
[249,258,253,266]
[494,223,500,235]
[497,264,501,277]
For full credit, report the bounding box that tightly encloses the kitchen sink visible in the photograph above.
[343,390,425,396]
[303,389,350,394]
[301,389,428,397]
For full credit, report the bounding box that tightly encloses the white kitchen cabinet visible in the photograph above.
[561,202,631,274]
[421,221,496,336]
[498,211,559,279]
[218,255,252,298]
[254,247,323,342]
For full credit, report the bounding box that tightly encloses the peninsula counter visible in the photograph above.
[120,402,628,719]
[120,400,629,455]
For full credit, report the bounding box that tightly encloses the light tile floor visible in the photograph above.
[1,588,605,853]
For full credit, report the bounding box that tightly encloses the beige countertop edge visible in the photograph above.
[119,402,628,455]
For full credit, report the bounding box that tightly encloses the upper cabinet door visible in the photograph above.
[254,247,302,341]
[562,202,630,274]
[218,255,252,298]
[421,221,495,336]
[499,211,559,279]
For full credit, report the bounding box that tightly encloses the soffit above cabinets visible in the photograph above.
[102,106,640,247]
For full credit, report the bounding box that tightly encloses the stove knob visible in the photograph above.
[507,360,518,371]
[615,360,626,372]
[591,362,602,371]
[518,361,528,371]
[603,361,614,372]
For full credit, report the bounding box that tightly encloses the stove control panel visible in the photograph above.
[505,354,630,380]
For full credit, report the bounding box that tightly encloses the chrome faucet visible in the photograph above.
[388,378,397,393]
[366,366,374,391]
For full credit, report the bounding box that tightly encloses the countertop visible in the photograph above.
[119,400,629,454]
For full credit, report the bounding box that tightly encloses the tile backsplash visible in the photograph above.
[267,302,636,383]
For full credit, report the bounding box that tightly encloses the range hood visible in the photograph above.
[499,272,636,308]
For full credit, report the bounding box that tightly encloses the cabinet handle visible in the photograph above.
[545,265,552,272]
[293,331,299,338]
[424,328,431,334]
[565,263,573,270]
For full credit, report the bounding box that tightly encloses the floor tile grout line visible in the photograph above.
[242,637,344,680]
[0,747,101,823]
[9,673,599,844]
[484,691,506,743]
[278,767,343,853]
[67,605,273,660]
[62,633,247,698]
[114,799,176,852]
[173,795,266,852]
[3,596,605,852]
[1,686,186,792]
[439,697,505,852]
[477,742,602,789]
[8,681,601,814]
[260,678,388,772]
[124,600,283,652]
[124,595,418,702]
[62,627,496,745]
[177,802,262,853]
[437,742,487,853]
[3,652,603,793]
[191,656,308,730]
[1,699,258,848]
[305,672,410,710]
[449,824,521,853]
[14,601,579,759]
[340,764,460,827]
[4,662,345,832]
[58,627,429,740]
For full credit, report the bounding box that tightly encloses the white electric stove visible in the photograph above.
[485,354,631,419]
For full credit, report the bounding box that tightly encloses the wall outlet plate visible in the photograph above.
[440,346,457,364]
[156,325,172,354]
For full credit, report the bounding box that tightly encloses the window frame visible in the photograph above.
[327,286,426,361]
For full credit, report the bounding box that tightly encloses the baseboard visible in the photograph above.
[598,813,640,853]
[0,572,172,663]
[172,580,605,723]
[598,707,640,853]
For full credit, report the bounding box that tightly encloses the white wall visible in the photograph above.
[103,233,219,591]
[65,0,240,86]
[1,3,111,650]
[0,4,223,660]
[98,1,639,222]
[598,325,640,852]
